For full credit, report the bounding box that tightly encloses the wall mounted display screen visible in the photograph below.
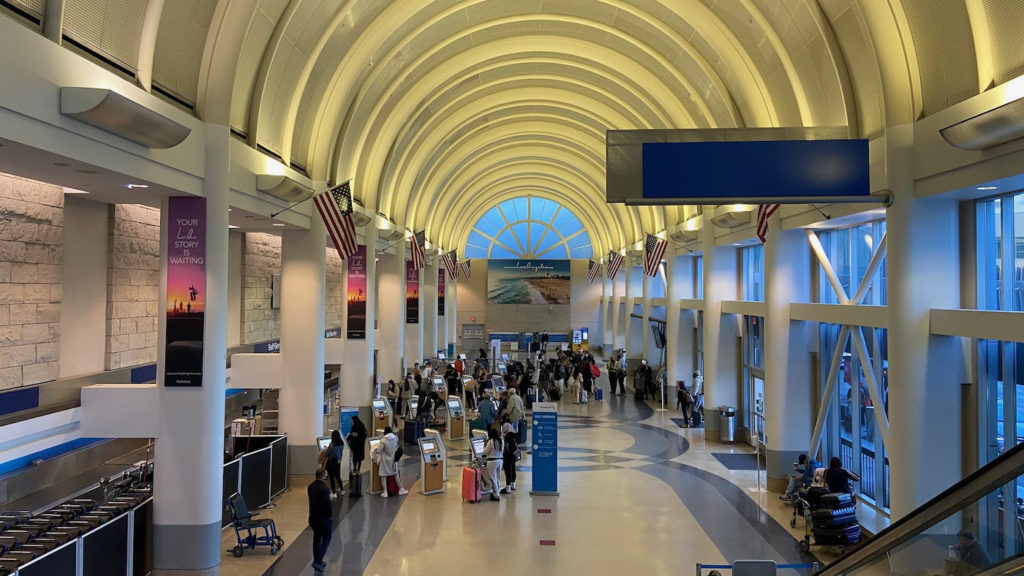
[487,260,570,305]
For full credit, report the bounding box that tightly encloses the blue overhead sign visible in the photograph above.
[641,139,869,202]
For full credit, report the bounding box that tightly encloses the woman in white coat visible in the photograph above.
[378,426,408,498]
[482,427,503,501]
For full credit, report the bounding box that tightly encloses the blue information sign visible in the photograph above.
[531,402,559,495]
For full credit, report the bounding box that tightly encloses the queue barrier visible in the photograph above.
[222,435,288,528]
[696,562,821,576]
[11,497,153,576]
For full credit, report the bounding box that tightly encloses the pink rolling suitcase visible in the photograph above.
[462,467,482,503]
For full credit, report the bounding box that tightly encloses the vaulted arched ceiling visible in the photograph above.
[18,0,1024,256]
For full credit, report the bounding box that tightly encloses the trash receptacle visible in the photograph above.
[719,407,736,443]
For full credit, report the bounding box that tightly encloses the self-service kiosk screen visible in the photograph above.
[432,376,444,389]
[470,437,485,458]
[490,375,503,389]
[372,399,387,412]
[447,398,460,412]
[497,363,507,375]
[421,440,437,454]
[501,354,509,362]
[438,353,446,361]
[316,437,332,452]
[368,438,381,455]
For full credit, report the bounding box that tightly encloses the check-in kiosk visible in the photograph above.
[371,397,391,432]
[497,363,507,376]
[468,436,492,497]
[418,437,444,495]
[492,375,507,394]
[446,396,464,440]
[407,397,419,420]
[368,436,383,494]
[423,428,448,482]
[432,376,446,400]
[316,435,332,467]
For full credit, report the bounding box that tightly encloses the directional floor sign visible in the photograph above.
[530,402,558,496]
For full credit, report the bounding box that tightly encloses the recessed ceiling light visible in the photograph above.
[976,186,999,191]
[228,225,240,229]
[272,223,285,227]
[126,183,149,189]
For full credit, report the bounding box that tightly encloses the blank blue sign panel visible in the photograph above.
[641,139,869,200]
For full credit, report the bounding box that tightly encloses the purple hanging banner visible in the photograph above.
[165,197,206,387]
[406,260,419,324]
[347,245,367,339]
[437,267,445,316]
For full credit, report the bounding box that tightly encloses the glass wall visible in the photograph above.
[977,193,1024,311]
[817,221,887,304]
[742,315,765,445]
[819,323,890,509]
[740,245,764,301]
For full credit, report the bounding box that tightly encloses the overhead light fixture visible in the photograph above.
[228,225,240,229]
[710,204,754,228]
[272,223,285,227]
[126,183,149,189]
[60,87,191,149]
[940,94,1024,151]
[256,174,313,203]
[62,187,89,195]
[977,186,999,191]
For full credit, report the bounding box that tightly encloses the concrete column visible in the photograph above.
[665,247,689,388]
[423,258,438,358]
[885,126,962,519]
[641,270,651,362]
[626,263,644,359]
[601,275,612,353]
[341,226,378,411]
[376,252,405,382]
[702,216,739,434]
[447,274,457,356]
[612,266,624,351]
[152,126,229,573]
[763,224,813,489]
[278,223,327,474]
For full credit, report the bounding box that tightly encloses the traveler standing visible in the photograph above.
[479,392,498,430]
[500,422,519,493]
[347,415,367,472]
[378,426,408,498]
[482,427,504,501]
[325,430,344,496]
[504,388,525,432]
[307,468,333,573]
[618,353,628,395]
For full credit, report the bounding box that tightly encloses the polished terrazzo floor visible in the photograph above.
[219,393,851,576]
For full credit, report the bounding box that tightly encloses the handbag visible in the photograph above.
[514,451,522,462]
[394,446,404,462]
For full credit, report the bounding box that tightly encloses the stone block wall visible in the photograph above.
[325,248,343,330]
[106,204,160,370]
[241,233,281,344]
[0,174,64,390]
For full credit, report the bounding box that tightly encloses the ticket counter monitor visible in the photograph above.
[422,428,448,482]
[371,397,391,432]
[419,437,444,495]
[368,436,383,494]
[432,376,446,400]
[446,396,465,440]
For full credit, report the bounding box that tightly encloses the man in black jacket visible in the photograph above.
[307,468,333,573]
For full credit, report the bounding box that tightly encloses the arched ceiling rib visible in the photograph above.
[37,0,1024,253]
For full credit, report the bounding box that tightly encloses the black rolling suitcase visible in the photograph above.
[518,419,527,445]
[820,492,854,507]
[813,523,861,545]
[547,386,561,401]
[403,419,424,445]
[349,472,362,498]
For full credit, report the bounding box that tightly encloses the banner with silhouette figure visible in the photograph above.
[165,197,206,387]
[406,260,419,324]
[347,245,367,339]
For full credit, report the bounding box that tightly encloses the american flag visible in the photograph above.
[313,181,358,259]
[410,230,426,270]
[606,251,623,280]
[458,260,471,281]
[586,259,601,284]
[643,233,667,278]
[441,250,458,279]
[756,204,781,243]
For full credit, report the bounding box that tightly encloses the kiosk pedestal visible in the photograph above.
[419,437,444,495]
[423,428,448,482]
[445,396,465,440]
[368,437,383,494]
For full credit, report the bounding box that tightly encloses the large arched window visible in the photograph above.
[463,196,593,259]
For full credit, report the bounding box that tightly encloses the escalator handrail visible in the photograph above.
[817,440,1024,575]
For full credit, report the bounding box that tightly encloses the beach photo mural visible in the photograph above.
[487,260,571,305]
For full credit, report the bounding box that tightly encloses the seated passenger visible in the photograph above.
[951,530,992,575]
[824,456,860,497]
[780,454,810,501]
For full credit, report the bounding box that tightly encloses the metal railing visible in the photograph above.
[840,437,890,508]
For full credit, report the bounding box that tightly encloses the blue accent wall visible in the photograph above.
[0,387,39,416]
[0,437,103,476]
[130,364,158,383]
